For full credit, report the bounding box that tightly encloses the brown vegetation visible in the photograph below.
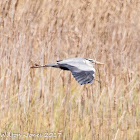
[0,0,140,139]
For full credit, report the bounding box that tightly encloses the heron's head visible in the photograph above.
[86,59,104,66]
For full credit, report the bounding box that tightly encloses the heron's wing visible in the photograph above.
[72,71,94,85]
[57,59,95,72]
[56,63,95,85]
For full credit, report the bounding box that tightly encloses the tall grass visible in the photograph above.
[0,0,140,139]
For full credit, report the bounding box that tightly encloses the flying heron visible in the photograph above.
[31,57,104,85]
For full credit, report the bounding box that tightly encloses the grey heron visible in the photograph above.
[31,57,104,85]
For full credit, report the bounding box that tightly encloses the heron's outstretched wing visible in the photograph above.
[72,71,94,85]
[57,63,95,85]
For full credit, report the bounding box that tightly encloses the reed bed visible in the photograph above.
[0,0,140,139]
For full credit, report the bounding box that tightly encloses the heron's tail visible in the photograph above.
[31,63,58,68]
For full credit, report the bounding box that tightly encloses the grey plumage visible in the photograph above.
[31,57,104,85]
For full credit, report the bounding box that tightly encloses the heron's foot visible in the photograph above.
[31,63,40,68]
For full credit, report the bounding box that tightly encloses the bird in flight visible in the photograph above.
[31,57,104,85]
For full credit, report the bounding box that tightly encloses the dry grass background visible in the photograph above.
[0,0,140,139]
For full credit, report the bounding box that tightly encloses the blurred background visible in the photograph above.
[0,0,140,139]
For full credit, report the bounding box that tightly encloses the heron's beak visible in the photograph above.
[95,61,105,65]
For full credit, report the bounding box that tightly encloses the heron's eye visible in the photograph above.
[88,59,93,63]
[85,58,94,63]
